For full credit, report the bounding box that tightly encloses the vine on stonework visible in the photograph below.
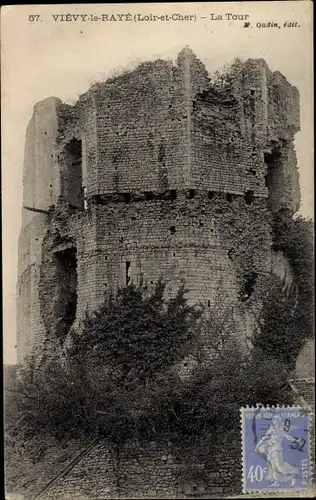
[201,193,273,293]
[271,209,314,335]
[250,209,314,370]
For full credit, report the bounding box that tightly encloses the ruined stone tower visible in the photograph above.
[17,48,300,363]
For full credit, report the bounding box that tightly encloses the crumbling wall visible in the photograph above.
[192,58,300,212]
[17,214,50,361]
[17,98,62,362]
[17,49,301,365]
[38,203,105,344]
[192,96,267,196]
[35,188,273,355]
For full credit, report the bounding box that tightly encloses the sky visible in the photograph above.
[1,2,313,364]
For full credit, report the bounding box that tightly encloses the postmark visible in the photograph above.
[241,406,312,493]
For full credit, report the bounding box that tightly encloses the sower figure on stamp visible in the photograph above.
[255,416,300,487]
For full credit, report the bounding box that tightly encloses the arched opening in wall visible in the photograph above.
[53,247,77,339]
[62,139,83,209]
[264,149,282,211]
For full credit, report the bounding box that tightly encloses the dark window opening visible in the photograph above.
[208,191,215,199]
[240,271,258,302]
[144,191,154,201]
[264,149,283,211]
[192,485,197,493]
[123,193,131,204]
[226,193,234,202]
[207,300,211,307]
[54,247,77,338]
[62,139,83,209]
[250,89,255,96]
[173,252,176,257]
[187,189,196,199]
[93,194,102,204]
[199,220,204,227]
[169,190,177,200]
[248,167,257,176]
[126,261,131,285]
[169,226,176,234]
[244,190,254,205]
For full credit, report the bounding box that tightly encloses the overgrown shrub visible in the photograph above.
[5,279,295,486]
[68,281,202,384]
[249,211,314,371]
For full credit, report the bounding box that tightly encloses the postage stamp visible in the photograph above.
[241,406,312,493]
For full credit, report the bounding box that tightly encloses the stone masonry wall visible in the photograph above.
[94,59,186,194]
[38,440,241,500]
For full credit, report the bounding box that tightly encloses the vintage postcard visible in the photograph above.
[1,2,314,499]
